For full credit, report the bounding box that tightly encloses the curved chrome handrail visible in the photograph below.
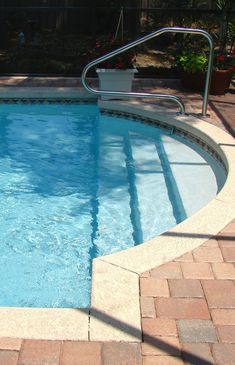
[81,27,214,116]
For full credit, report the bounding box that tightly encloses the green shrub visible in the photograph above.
[177,52,208,73]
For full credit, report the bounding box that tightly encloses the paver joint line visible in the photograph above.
[98,257,140,275]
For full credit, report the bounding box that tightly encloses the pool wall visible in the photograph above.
[0,100,234,342]
[89,101,235,341]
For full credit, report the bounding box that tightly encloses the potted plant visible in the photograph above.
[210,51,235,94]
[87,36,137,100]
[177,52,208,91]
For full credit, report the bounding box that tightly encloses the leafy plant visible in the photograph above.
[177,52,208,73]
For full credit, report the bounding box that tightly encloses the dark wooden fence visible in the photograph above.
[0,0,235,44]
[0,1,234,74]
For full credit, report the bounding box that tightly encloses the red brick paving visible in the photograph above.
[180,262,214,279]
[193,246,224,262]
[150,262,183,279]
[202,280,235,308]
[0,77,234,364]
[141,221,235,365]
[140,297,156,318]
[102,343,142,365]
[140,278,170,297]
[168,279,204,298]
[0,351,19,365]
[212,343,235,365]
[217,326,235,343]
[211,262,235,279]
[60,342,102,365]
[210,93,235,136]
[182,343,215,364]
[0,339,22,351]
[211,309,235,325]
[155,297,210,319]
[177,319,217,343]
[142,336,181,356]
[18,340,61,365]
[142,318,178,337]
[143,356,185,365]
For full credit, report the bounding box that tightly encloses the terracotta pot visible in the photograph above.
[210,69,231,95]
[180,71,205,91]
[225,70,233,88]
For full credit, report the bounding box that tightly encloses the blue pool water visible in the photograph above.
[0,104,226,308]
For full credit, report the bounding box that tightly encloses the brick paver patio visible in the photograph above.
[140,219,235,365]
[0,76,234,364]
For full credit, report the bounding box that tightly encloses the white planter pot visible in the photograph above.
[96,68,137,100]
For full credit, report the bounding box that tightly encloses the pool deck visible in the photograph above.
[0,76,234,365]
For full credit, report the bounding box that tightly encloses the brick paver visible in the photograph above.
[211,309,235,325]
[0,77,234,364]
[168,279,204,298]
[140,297,156,318]
[193,246,223,262]
[102,343,142,365]
[140,225,235,364]
[221,246,235,262]
[217,326,235,343]
[60,342,102,365]
[0,351,19,365]
[142,318,178,337]
[202,280,235,308]
[150,262,182,279]
[0,339,22,351]
[212,262,235,279]
[140,278,170,297]
[212,344,235,365]
[210,94,235,136]
[142,336,181,356]
[177,320,217,343]
[174,252,194,262]
[155,297,210,319]
[181,262,214,279]
[217,232,235,248]
[182,343,215,364]
[18,340,61,365]
[143,356,185,365]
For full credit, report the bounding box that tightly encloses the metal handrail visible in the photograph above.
[81,27,214,116]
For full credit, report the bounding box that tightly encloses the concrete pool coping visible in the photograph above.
[0,98,234,342]
[0,86,97,100]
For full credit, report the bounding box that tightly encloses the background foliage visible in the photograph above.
[0,0,234,74]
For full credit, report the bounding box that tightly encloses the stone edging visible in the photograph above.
[0,100,234,342]
[89,101,235,341]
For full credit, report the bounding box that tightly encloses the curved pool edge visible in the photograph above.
[90,101,235,341]
[0,100,234,342]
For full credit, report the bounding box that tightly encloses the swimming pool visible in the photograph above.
[0,103,226,308]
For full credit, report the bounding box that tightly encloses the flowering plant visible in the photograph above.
[87,36,136,69]
[215,51,235,72]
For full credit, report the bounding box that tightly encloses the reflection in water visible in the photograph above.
[0,104,226,308]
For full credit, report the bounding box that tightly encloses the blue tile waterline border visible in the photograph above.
[0,98,226,171]
[0,98,96,104]
[100,108,227,172]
